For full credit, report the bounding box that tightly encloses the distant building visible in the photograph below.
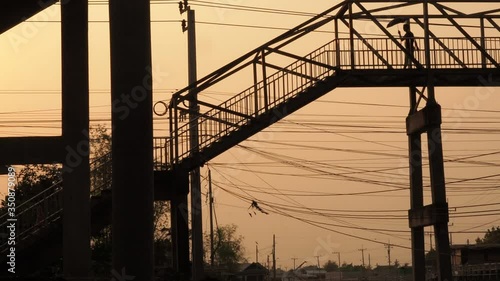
[451,244,500,265]
[449,244,500,280]
[281,267,326,281]
[233,262,269,281]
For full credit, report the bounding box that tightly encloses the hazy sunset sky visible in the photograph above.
[1,0,500,270]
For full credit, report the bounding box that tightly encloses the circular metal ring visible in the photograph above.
[153,101,168,116]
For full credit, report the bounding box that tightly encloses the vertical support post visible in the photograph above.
[273,234,276,280]
[187,8,204,281]
[209,169,215,268]
[109,0,154,279]
[261,50,269,110]
[348,3,355,69]
[256,242,259,263]
[174,105,179,163]
[408,86,425,281]
[169,106,174,165]
[253,61,259,116]
[426,89,452,281]
[423,1,436,104]
[480,17,486,68]
[171,193,191,279]
[422,12,451,278]
[334,18,340,68]
[61,0,91,279]
[423,0,432,71]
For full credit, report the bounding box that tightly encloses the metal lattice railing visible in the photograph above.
[336,37,500,69]
[167,39,338,166]
[0,153,113,255]
[161,36,500,169]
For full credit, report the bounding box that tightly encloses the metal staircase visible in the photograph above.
[0,154,112,273]
[156,40,341,172]
[155,35,500,172]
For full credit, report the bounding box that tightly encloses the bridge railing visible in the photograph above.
[0,180,63,255]
[0,153,113,254]
[167,40,338,166]
[0,143,172,255]
[337,37,500,69]
[452,263,500,279]
[159,36,500,168]
[153,136,170,171]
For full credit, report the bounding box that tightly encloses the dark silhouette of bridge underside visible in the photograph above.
[0,0,57,34]
[1,0,500,279]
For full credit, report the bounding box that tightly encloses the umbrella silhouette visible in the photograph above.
[387,17,408,28]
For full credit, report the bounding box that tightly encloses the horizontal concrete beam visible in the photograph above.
[0,136,64,165]
[409,203,449,228]
[0,0,57,34]
[406,104,442,135]
[154,170,189,201]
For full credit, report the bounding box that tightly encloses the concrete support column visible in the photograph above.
[407,87,425,281]
[61,0,91,279]
[109,0,154,279]
[171,193,191,279]
[426,99,452,281]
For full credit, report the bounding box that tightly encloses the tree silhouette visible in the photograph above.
[476,226,500,244]
[204,224,246,272]
[323,260,339,272]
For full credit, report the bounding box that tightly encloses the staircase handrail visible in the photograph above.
[167,39,337,164]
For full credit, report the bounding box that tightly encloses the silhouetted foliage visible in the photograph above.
[1,164,61,210]
[88,125,171,275]
[323,260,339,272]
[339,263,365,272]
[476,226,500,244]
[91,226,112,275]
[425,248,437,269]
[1,125,172,277]
[204,224,246,272]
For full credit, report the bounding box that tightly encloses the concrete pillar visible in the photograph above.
[407,87,425,281]
[171,193,191,279]
[426,99,452,281]
[109,0,154,279]
[61,0,91,279]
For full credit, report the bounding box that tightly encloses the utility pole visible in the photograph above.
[358,245,367,267]
[256,242,259,263]
[292,257,298,270]
[181,1,203,280]
[208,169,214,268]
[273,234,276,280]
[368,254,371,268]
[267,255,270,271]
[315,255,321,268]
[333,252,341,267]
[385,241,393,266]
[426,231,433,250]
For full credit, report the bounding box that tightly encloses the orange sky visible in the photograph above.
[1,1,500,269]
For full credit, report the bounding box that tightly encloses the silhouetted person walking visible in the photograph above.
[398,23,419,69]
